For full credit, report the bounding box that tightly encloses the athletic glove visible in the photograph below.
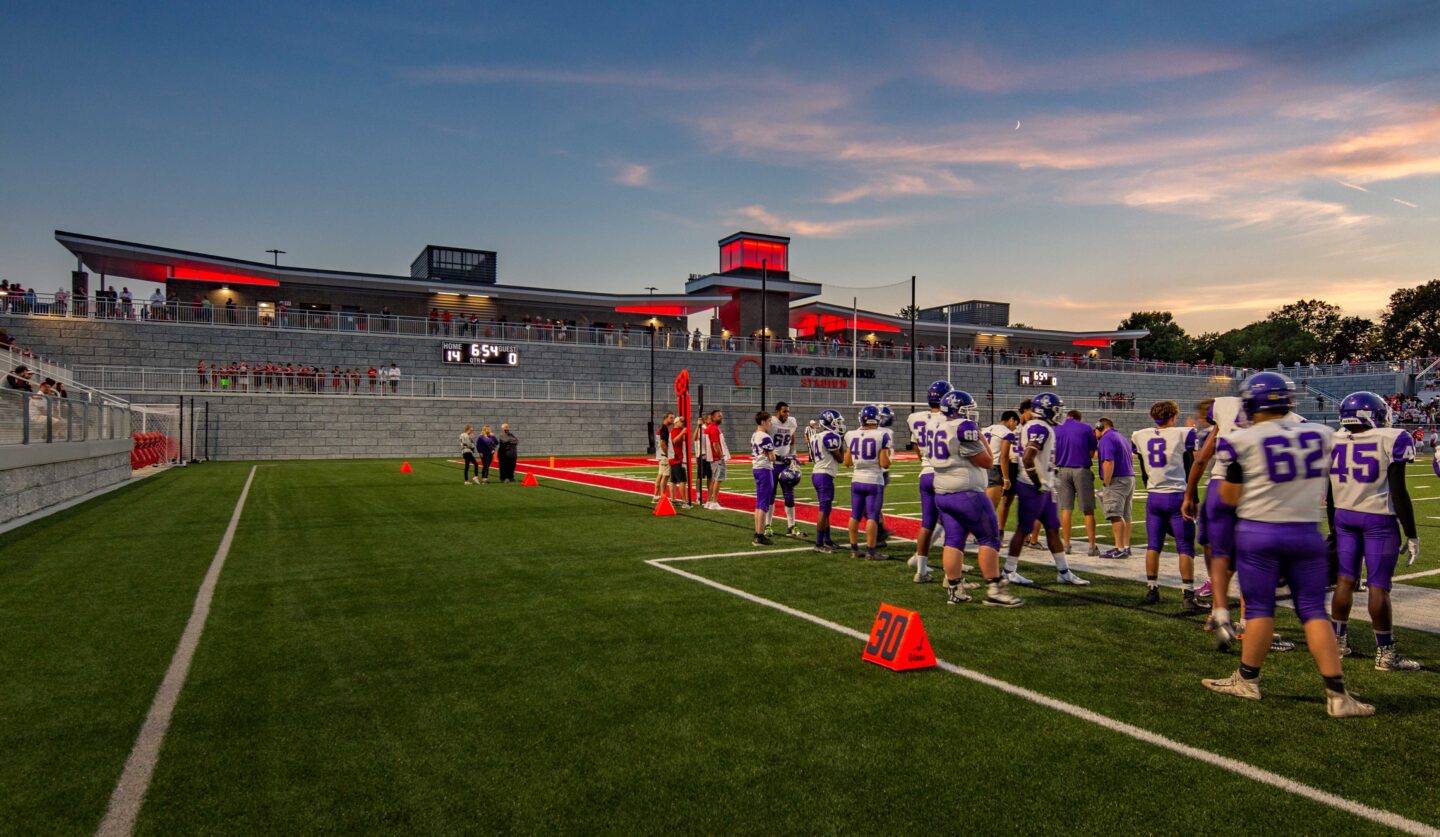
[1407,538,1421,566]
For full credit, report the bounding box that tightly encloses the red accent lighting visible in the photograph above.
[720,239,788,273]
[1071,338,1110,348]
[171,266,280,287]
[793,313,902,334]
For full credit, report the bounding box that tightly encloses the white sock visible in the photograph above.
[765,510,773,526]
[1005,555,1019,573]
[1214,606,1231,624]
[1052,553,1070,573]
[786,506,796,527]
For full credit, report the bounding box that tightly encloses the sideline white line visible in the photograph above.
[646,552,1440,837]
[1392,567,1440,582]
[97,465,258,837]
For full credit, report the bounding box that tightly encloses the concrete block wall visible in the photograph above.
[0,445,131,524]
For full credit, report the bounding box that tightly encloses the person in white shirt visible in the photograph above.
[983,410,1021,532]
[460,424,481,484]
[387,362,400,394]
[767,402,802,538]
[1131,400,1201,610]
[652,412,674,503]
[843,405,892,561]
[809,409,845,553]
[1003,393,1089,586]
[905,380,952,583]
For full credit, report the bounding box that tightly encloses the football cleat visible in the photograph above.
[752,534,774,546]
[1270,635,1296,652]
[1142,586,1160,605]
[1336,634,1354,658]
[1326,689,1376,718]
[1375,646,1422,671]
[914,568,934,584]
[812,544,836,554]
[1056,570,1090,586]
[1211,617,1237,653]
[1195,580,1213,599]
[1099,548,1125,559]
[1087,544,1101,557]
[1004,570,1034,586]
[944,578,971,604]
[983,581,1024,608]
[1182,590,1205,613]
[1202,671,1262,701]
[785,525,805,539]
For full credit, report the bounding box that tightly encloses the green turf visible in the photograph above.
[3,459,1440,833]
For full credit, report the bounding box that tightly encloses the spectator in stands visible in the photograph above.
[5,365,33,392]
[442,309,453,336]
[54,286,68,315]
[225,297,237,324]
[119,287,133,319]
[201,296,213,322]
[387,362,400,394]
[475,425,497,482]
[148,288,165,320]
[497,423,519,482]
[367,365,378,393]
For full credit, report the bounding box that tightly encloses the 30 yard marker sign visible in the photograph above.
[862,604,936,671]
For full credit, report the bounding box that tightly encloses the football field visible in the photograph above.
[5,458,1440,834]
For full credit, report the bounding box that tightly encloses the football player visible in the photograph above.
[1003,393,1090,586]
[906,380,953,583]
[810,409,846,553]
[983,410,1021,533]
[1329,391,1422,670]
[751,411,776,546]
[844,405,892,560]
[931,391,1022,607]
[1202,373,1373,717]
[1131,400,1202,610]
[768,402,803,538]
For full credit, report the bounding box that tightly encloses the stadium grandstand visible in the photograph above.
[1,228,1428,462]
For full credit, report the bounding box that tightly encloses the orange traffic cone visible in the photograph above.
[521,472,539,487]
[400,461,412,473]
[654,495,676,516]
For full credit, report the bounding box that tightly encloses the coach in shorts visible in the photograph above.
[1096,418,1135,559]
[1053,409,1099,556]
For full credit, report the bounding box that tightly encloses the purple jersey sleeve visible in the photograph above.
[760,436,773,451]
[823,432,842,452]
[1184,427,1197,451]
[1025,424,1050,447]
[881,432,893,450]
[1394,432,1416,462]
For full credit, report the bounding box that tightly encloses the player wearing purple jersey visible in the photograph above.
[1201,373,1373,717]
[1003,392,1089,586]
[810,409,846,554]
[1328,391,1422,671]
[1131,401,1202,610]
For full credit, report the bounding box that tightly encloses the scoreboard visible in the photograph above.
[1017,369,1058,387]
[442,342,519,366]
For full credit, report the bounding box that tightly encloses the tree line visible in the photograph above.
[1117,279,1440,367]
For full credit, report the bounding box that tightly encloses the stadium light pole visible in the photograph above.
[760,259,767,412]
[265,249,286,265]
[909,275,917,405]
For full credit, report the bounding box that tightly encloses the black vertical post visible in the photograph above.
[909,275,917,405]
[761,259,768,412]
[188,397,197,463]
[988,350,996,424]
[647,323,656,454]
[177,395,184,464]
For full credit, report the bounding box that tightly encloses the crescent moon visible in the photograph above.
[1014,121,1021,130]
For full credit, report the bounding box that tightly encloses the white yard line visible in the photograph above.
[646,549,1440,837]
[1392,567,1440,582]
[97,465,258,837]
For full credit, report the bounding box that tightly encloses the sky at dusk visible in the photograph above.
[2,1,1438,333]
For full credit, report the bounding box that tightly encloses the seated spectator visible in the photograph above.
[5,365,34,391]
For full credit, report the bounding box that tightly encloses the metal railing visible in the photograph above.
[71,365,653,403]
[3,345,128,408]
[0,387,127,445]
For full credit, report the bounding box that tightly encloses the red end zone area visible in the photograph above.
[509,458,923,540]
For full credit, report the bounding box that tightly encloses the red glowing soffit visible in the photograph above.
[171,266,280,287]
[615,304,688,316]
[794,313,903,334]
[1071,338,1111,348]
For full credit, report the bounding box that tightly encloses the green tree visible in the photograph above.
[897,304,920,320]
[1192,331,1220,363]
[1118,311,1193,362]
[1213,318,1320,369]
[1326,316,1378,363]
[1379,280,1440,358]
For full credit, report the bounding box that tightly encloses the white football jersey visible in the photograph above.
[1216,419,1334,523]
[932,418,989,494]
[771,416,798,459]
[1331,427,1415,516]
[1131,425,1197,493]
[750,430,774,470]
[907,409,940,474]
[1015,419,1057,491]
[845,426,892,485]
[1208,396,1246,481]
[810,429,845,477]
[983,423,1016,463]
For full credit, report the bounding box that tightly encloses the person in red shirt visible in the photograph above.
[368,366,378,394]
[702,410,729,510]
[669,418,690,509]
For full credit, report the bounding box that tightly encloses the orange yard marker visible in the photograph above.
[521,472,539,487]
[654,495,676,516]
[400,462,412,474]
[862,604,935,671]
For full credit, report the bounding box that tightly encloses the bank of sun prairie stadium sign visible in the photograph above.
[733,356,877,389]
[441,342,519,366]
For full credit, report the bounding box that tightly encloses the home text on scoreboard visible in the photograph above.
[1017,369,1058,387]
[441,342,519,366]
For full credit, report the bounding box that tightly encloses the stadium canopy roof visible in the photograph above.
[788,302,1149,343]
[54,231,729,311]
[683,272,821,301]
